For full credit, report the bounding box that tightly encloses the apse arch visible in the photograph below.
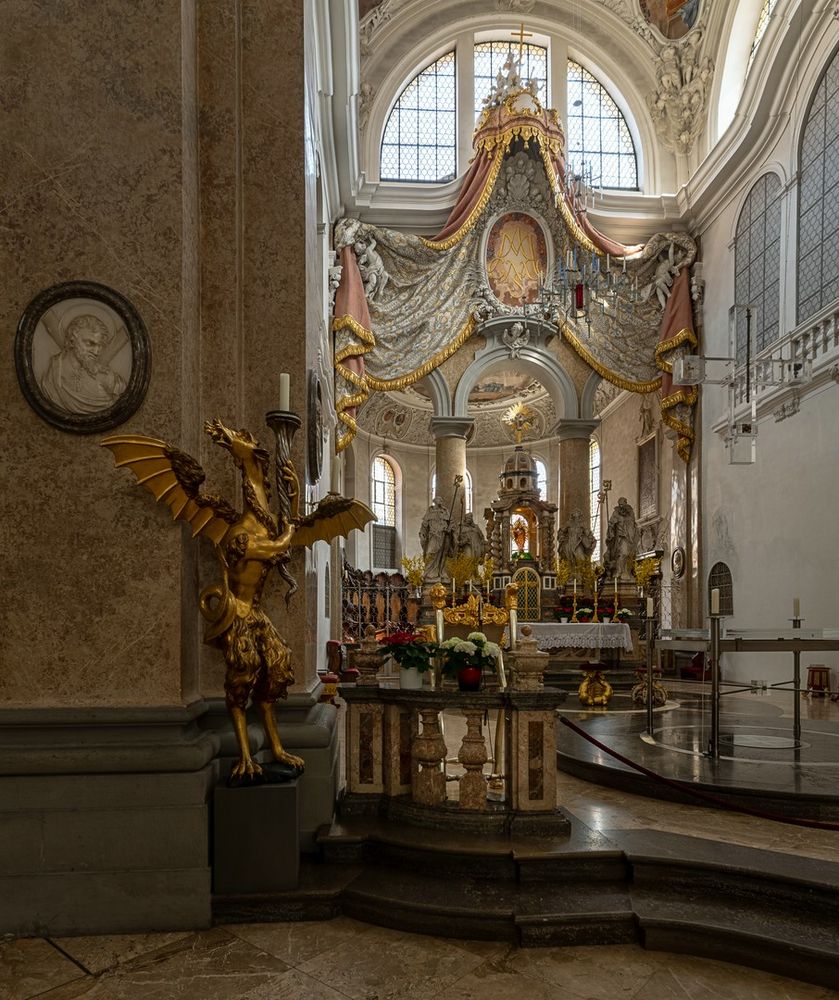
[452,321,579,421]
[421,366,453,417]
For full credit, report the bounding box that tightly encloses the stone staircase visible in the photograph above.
[213,812,839,990]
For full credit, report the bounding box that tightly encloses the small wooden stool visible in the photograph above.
[805,664,831,698]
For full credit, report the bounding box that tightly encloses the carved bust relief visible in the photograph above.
[15,280,150,433]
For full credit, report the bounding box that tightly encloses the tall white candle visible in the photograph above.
[279,373,290,411]
[646,597,654,618]
[573,577,577,595]
[710,588,720,615]
[614,576,618,604]
[793,597,800,619]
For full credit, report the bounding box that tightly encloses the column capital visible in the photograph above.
[553,418,599,442]
[430,416,475,440]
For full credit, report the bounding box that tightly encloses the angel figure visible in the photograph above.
[103,419,373,783]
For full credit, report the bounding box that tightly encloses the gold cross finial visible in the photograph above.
[511,22,533,60]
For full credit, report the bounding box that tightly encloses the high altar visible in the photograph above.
[487,434,558,622]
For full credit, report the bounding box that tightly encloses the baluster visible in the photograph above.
[411,709,447,806]
[458,708,488,810]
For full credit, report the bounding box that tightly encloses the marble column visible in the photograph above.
[555,419,600,527]
[430,417,474,508]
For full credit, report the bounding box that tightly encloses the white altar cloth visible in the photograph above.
[521,622,633,653]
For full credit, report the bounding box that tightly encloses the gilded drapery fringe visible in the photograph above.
[334,314,375,452]
[333,314,477,452]
[562,324,663,393]
[655,325,700,463]
[654,326,698,373]
[420,154,503,251]
[660,386,699,463]
[541,152,599,256]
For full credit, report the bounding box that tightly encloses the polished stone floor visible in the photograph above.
[4,917,839,1000]
[557,681,839,818]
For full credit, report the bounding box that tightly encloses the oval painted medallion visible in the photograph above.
[485,212,548,306]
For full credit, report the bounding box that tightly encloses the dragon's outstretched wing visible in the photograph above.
[292,493,376,548]
[101,435,238,546]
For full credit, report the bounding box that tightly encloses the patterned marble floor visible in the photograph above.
[3,917,838,1000]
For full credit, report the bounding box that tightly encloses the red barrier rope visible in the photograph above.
[558,714,839,832]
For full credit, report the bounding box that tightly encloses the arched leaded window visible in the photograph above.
[734,173,782,359]
[534,458,548,499]
[430,469,472,512]
[567,61,638,190]
[380,51,457,183]
[589,440,602,561]
[798,48,839,323]
[474,41,548,120]
[371,456,397,526]
[749,0,780,68]
[708,562,734,616]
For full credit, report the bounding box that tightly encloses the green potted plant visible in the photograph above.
[379,628,438,689]
[440,631,502,691]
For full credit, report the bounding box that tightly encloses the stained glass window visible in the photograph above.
[734,173,782,358]
[589,440,601,561]
[749,0,779,68]
[567,61,638,190]
[381,51,457,183]
[474,40,548,121]
[372,456,396,526]
[797,48,839,323]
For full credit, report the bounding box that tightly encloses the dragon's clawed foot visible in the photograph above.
[230,756,263,780]
[274,750,305,772]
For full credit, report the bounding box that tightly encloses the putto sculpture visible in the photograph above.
[103,418,373,783]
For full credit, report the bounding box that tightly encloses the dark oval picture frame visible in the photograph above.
[15,280,151,434]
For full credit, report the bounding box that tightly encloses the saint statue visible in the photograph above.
[457,512,486,563]
[40,314,126,414]
[557,508,596,566]
[420,497,454,581]
[603,497,639,580]
[511,516,528,553]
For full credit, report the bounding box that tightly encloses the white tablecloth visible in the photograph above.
[520,622,633,652]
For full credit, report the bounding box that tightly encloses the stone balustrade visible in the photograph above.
[340,680,567,836]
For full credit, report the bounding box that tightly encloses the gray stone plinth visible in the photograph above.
[213,781,300,894]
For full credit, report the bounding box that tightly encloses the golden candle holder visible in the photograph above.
[570,593,579,623]
[591,590,600,624]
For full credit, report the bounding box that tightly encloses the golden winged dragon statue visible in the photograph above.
[102,418,374,782]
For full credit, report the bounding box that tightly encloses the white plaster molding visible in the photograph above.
[647,31,715,155]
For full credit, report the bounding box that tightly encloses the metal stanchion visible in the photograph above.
[708,613,722,759]
[792,615,803,744]
[646,610,655,736]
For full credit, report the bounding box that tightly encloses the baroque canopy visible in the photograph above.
[332,57,699,460]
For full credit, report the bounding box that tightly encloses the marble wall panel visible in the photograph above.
[1,1,201,707]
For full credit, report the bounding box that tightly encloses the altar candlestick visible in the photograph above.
[614,576,618,605]
[646,597,654,618]
[793,597,800,619]
[711,588,720,615]
[279,373,290,411]
[573,577,577,595]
